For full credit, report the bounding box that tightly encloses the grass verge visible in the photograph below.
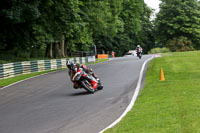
[88,58,109,64]
[105,51,200,133]
[0,58,109,87]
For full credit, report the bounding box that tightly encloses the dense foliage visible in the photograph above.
[0,0,155,59]
[148,47,170,54]
[154,0,200,51]
[1,0,199,60]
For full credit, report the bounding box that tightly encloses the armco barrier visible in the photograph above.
[0,56,95,79]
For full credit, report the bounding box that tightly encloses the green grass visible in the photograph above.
[88,58,109,64]
[0,58,109,87]
[105,51,200,133]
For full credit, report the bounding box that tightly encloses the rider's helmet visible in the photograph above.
[137,45,140,48]
[66,60,74,70]
[88,68,93,74]
[88,68,93,72]
[75,63,81,70]
[76,63,80,68]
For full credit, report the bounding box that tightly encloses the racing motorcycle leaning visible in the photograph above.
[67,61,103,93]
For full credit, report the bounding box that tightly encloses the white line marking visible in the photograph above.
[99,55,155,133]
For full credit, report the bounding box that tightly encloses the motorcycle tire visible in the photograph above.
[81,80,95,93]
[97,85,103,90]
[139,53,142,59]
[97,79,103,90]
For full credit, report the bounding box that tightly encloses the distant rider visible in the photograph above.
[136,45,143,53]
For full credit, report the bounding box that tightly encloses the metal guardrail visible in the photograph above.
[0,56,95,79]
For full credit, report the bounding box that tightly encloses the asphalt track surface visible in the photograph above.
[0,55,152,133]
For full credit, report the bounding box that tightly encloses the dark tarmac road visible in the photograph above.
[0,55,153,133]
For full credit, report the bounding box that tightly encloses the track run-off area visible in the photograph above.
[0,55,153,133]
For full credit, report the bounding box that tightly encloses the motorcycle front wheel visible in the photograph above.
[81,80,95,93]
[138,53,142,59]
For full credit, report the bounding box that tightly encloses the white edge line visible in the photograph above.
[99,55,155,133]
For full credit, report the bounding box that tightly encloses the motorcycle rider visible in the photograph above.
[136,45,143,53]
[75,62,103,90]
[75,63,98,79]
[66,60,98,90]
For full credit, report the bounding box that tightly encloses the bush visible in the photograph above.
[30,49,45,58]
[0,51,16,64]
[166,36,195,52]
[148,47,170,54]
[16,50,31,59]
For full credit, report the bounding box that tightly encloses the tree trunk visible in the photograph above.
[45,43,53,58]
[49,43,53,58]
[53,42,60,58]
[45,43,50,57]
[64,40,68,56]
[53,42,56,58]
[60,33,65,57]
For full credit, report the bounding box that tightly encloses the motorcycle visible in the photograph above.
[71,68,103,93]
[136,49,142,59]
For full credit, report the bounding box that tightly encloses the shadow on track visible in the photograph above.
[70,89,103,96]
[70,91,92,96]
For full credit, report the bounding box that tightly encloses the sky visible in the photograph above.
[144,0,161,13]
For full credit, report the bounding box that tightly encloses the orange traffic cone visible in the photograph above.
[160,68,165,81]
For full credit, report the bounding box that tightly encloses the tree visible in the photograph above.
[154,0,200,51]
[0,0,156,59]
[112,0,146,55]
[0,0,41,52]
[137,3,155,53]
[79,0,119,53]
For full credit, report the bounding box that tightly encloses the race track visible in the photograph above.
[0,55,153,133]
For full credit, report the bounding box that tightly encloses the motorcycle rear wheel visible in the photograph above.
[81,81,95,93]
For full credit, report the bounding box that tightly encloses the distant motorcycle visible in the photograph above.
[71,68,103,93]
[136,48,142,59]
